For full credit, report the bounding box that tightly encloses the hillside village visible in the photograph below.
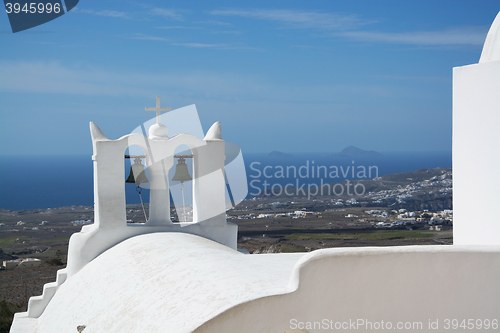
[366,169,452,205]
[229,207,452,231]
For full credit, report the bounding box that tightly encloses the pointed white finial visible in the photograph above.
[89,122,109,142]
[204,121,222,140]
[479,11,500,63]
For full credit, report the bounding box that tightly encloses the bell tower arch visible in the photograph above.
[65,99,239,279]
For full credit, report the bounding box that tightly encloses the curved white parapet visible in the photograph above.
[10,233,500,333]
[196,245,500,333]
[11,233,305,333]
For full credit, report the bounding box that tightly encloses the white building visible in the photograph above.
[11,12,500,333]
[3,258,41,270]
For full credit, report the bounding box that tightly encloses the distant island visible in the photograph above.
[326,146,383,158]
[267,151,293,158]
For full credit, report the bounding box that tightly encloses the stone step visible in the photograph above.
[17,268,68,319]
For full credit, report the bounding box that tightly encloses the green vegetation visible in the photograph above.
[46,249,65,266]
[0,300,25,333]
[40,237,70,244]
[0,237,25,248]
[279,244,308,253]
[286,230,434,241]
[46,258,64,266]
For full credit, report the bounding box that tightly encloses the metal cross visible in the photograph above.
[145,96,172,124]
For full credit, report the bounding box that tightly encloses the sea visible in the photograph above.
[0,151,452,210]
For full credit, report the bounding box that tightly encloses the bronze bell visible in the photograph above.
[126,157,149,185]
[172,157,192,183]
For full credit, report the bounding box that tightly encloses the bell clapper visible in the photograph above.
[180,182,187,223]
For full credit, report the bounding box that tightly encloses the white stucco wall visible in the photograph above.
[196,245,500,333]
[453,59,500,245]
[11,233,500,333]
[453,12,500,246]
[12,233,306,333]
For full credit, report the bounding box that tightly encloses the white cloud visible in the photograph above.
[156,26,202,30]
[0,61,150,96]
[122,34,259,50]
[210,8,487,47]
[0,61,394,103]
[171,43,226,48]
[149,8,184,21]
[128,33,169,41]
[209,30,243,35]
[210,9,373,31]
[198,20,233,27]
[170,43,262,51]
[0,61,253,97]
[74,8,129,19]
[336,27,488,46]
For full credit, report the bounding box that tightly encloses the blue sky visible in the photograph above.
[0,0,499,155]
